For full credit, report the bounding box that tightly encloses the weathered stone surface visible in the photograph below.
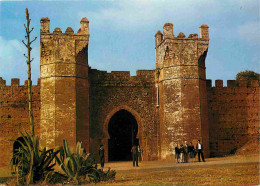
[155,24,210,158]
[0,19,259,168]
[207,81,259,156]
[0,80,40,167]
[40,18,89,152]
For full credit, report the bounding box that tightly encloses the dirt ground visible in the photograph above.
[0,154,259,185]
[97,154,259,185]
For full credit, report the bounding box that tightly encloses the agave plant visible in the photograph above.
[55,139,98,184]
[10,127,60,184]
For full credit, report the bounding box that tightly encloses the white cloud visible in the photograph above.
[78,0,259,37]
[78,0,222,31]
[0,36,40,85]
[238,21,260,44]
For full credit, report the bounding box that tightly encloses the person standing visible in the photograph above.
[137,145,142,162]
[188,142,195,162]
[184,141,189,163]
[98,144,105,168]
[196,140,205,162]
[179,144,184,163]
[131,145,139,167]
[175,144,180,163]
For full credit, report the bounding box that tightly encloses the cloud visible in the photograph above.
[78,0,259,36]
[0,36,40,85]
[78,0,222,31]
[238,21,260,44]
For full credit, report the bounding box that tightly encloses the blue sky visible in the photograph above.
[0,0,259,85]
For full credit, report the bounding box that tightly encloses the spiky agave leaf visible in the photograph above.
[76,142,81,156]
[63,139,71,157]
[11,128,61,184]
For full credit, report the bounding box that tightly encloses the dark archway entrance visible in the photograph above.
[13,137,26,153]
[108,109,138,161]
[13,137,26,165]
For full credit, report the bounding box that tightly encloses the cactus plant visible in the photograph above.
[55,139,98,184]
[10,127,60,184]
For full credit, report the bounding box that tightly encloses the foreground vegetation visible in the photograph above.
[10,129,115,185]
[6,8,116,185]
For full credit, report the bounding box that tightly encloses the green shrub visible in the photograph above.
[236,70,260,85]
[55,139,116,184]
[95,168,116,182]
[10,128,60,184]
[55,139,99,184]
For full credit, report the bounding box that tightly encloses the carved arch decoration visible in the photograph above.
[103,105,143,139]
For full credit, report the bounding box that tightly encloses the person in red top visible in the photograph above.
[131,145,139,167]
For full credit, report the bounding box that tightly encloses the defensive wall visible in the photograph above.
[0,17,259,168]
[207,79,259,156]
[155,23,210,158]
[0,78,41,168]
[1,77,258,165]
[88,69,158,161]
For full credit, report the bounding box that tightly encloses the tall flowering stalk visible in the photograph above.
[22,8,37,184]
[22,8,37,137]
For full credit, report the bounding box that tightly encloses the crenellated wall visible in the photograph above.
[155,23,210,159]
[207,79,259,156]
[40,17,90,152]
[0,78,41,167]
[89,68,155,84]
[0,17,259,171]
[88,68,158,161]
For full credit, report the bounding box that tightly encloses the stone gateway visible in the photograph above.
[0,17,259,167]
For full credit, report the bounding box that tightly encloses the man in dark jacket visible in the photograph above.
[196,140,205,162]
[99,144,105,168]
[175,144,180,163]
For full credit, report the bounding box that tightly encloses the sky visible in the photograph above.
[0,0,259,85]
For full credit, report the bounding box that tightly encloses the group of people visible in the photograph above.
[98,140,205,169]
[175,140,205,163]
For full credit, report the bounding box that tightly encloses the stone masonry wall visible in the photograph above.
[40,17,89,151]
[207,79,259,156]
[0,78,40,167]
[89,69,158,162]
[155,24,210,159]
[0,17,259,168]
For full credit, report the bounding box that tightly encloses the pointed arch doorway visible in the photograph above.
[108,109,138,161]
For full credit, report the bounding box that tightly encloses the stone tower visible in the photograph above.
[155,23,210,158]
[40,17,90,151]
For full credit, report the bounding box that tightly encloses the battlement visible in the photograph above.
[0,77,40,87]
[89,68,155,85]
[40,17,89,36]
[40,17,90,72]
[155,23,209,47]
[0,77,6,86]
[206,79,259,88]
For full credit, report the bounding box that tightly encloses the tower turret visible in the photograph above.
[79,17,89,34]
[200,24,209,40]
[40,18,90,152]
[155,30,163,47]
[155,23,210,159]
[40,17,50,33]
[163,23,174,39]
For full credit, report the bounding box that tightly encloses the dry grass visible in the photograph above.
[1,154,259,185]
[98,162,259,185]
